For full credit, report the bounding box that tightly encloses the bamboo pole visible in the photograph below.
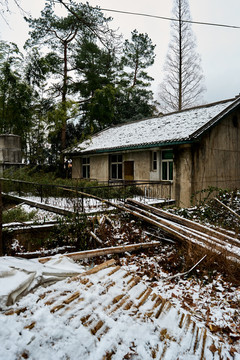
[70,259,116,281]
[165,255,207,280]
[126,198,240,245]
[214,197,240,221]
[58,187,189,242]
[125,201,240,262]
[38,241,161,264]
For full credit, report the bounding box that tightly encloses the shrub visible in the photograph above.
[3,207,37,224]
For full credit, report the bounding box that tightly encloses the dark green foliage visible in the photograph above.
[72,38,116,98]
[115,29,157,124]
[0,4,157,166]
[87,84,116,132]
[173,187,240,231]
[115,87,157,123]
[0,41,34,148]
[45,213,90,251]
[120,29,156,89]
[3,207,37,224]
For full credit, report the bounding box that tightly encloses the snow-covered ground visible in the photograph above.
[1,194,239,359]
[0,255,239,360]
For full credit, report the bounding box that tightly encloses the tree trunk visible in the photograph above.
[0,181,3,256]
[61,41,68,153]
[178,0,182,111]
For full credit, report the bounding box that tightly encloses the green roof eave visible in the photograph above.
[88,139,194,155]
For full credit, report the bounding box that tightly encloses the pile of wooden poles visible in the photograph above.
[124,198,240,264]
[37,187,240,264]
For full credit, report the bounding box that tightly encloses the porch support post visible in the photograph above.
[174,144,193,207]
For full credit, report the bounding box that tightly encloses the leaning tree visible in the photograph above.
[24,1,116,160]
[159,0,205,112]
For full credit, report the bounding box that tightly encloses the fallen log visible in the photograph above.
[38,241,161,264]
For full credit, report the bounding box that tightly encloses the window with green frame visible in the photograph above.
[82,157,90,178]
[161,150,173,181]
[110,154,123,180]
[152,151,157,171]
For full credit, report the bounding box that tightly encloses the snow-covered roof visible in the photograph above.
[68,97,240,154]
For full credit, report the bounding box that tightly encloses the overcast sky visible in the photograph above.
[1,0,240,104]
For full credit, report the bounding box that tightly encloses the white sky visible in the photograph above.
[0,0,240,104]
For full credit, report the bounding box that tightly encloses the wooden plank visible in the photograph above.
[69,259,116,282]
[3,193,73,216]
[37,242,161,264]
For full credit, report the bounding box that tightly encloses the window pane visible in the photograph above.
[162,150,173,160]
[111,155,117,163]
[83,157,90,165]
[117,155,123,162]
[112,164,117,178]
[118,164,123,179]
[162,162,168,180]
[169,161,173,180]
[83,166,86,178]
[152,151,157,170]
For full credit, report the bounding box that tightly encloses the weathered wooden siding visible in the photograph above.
[191,110,240,203]
[72,151,153,182]
[124,150,151,181]
[90,155,109,181]
[72,157,81,179]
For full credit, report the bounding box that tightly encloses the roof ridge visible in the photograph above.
[191,96,240,139]
[108,97,237,128]
[161,97,237,117]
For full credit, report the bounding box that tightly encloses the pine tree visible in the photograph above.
[117,29,157,122]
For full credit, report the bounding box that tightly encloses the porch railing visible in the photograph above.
[0,178,174,214]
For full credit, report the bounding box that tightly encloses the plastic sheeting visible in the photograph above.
[0,256,85,309]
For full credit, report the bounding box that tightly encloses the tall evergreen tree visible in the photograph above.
[117,29,157,122]
[159,0,205,112]
[0,41,33,149]
[120,29,156,90]
[24,2,115,158]
[24,48,53,164]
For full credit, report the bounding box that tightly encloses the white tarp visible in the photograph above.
[0,256,85,309]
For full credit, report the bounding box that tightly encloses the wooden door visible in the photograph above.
[124,161,134,181]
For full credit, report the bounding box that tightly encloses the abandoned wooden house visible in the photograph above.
[66,96,240,207]
[0,134,22,175]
